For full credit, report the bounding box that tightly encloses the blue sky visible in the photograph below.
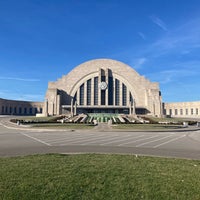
[0,0,200,103]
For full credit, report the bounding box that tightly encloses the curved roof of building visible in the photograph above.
[66,58,140,78]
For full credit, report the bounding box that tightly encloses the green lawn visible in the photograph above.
[112,123,183,130]
[0,154,200,200]
[31,123,95,129]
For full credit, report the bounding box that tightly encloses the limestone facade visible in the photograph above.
[44,59,162,116]
[163,101,200,118]
[0,98,43,115]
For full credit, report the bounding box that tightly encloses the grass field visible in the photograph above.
[31,123,95,129]
[112,123,184,130]
[1,154,200,200]
[31,122,182,130]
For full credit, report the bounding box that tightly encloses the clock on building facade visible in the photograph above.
[99,81,107,90]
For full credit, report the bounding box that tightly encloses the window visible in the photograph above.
[122,83,127,106]
[196,108,198,115]
[80,83,84,105]
[29,108,32,114]
[191,108,193,115]
[130,92,133,105]
[186,109,188,115]
[101,75,105,81]
[115,79,120,106]
[175,109,178,115]
[108,76,113,105]
[101,90,105,105]
[180,109,183,115]
[87,79,91,105]
[94,77,98,105]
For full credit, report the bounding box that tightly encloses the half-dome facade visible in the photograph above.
[44,59,162,116]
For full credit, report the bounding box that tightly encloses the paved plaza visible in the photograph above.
[1,117,200,159]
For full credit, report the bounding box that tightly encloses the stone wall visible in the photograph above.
[163,101,200,118]
[0,98,44,116]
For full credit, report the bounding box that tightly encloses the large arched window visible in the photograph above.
[74,76,133,107]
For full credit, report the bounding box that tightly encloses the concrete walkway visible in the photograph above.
[94,122,112,131]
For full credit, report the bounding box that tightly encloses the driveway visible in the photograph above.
[1,117,200,159]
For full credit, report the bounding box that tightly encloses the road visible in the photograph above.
[1,117,200,159]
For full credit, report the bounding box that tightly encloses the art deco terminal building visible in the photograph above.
[44,59,162,117]
[1,58,200,118]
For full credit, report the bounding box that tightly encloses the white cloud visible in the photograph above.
[138,32,146,40]
[146,68,197,84]
[0,92,44,102]
[18,94,44,102]
[0,77,40,82]
[150,15,168,31]
[132,57,147,69]
[152,18,200,55]
[130,17,200,62]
